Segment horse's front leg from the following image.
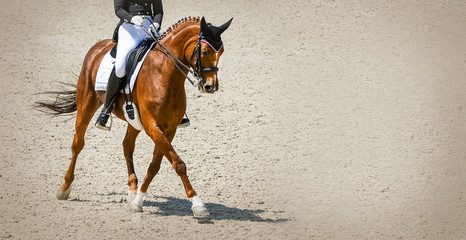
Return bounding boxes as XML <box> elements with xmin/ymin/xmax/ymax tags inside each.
<box><xmin>129</xmin><ymin>145</ymin><xmax>164</xmax><ymax>212</ymax></box>
<box><xmin>133</xmin><ymin>124</ymin><xmax>209</xmax><ymax>217</ymax></box>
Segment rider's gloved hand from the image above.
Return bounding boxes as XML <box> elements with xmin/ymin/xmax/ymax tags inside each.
<box><xmin>130</xmin><ymin>16</ymin><xmax>144</xmax><ymax>26</ymax></box>
<box><xmin>149</xmin><ymin>23</ymin><xmax>161</xmax><ymax>38</ymax></box>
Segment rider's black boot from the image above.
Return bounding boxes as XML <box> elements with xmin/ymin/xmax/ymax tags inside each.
<box><xmin>179</xmin><ymin>114</ymin><xmax>190</xmax><ymax>128</ymax></box>
<box><xmin>96</xmin><ymin>68</ymin><xmax>124</xmax><ymax>130</ymax></box>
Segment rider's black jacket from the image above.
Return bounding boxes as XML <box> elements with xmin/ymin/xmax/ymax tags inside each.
<box><xmin>114</xmin><ymin>0</ymin><xmax>163</xmax><ymax>26</ymax></box>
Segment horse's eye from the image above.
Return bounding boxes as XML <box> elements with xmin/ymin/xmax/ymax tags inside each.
<box><xmin>202</xmin><ymin>49</ymin><xmax>208</xmax><ymax>55</ymax></box>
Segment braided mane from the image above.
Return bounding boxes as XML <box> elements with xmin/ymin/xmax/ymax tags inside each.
<box><xmin>158</xmin><ymin>16</ymin><xmax>201</xmax><ymax>40</ymax></box>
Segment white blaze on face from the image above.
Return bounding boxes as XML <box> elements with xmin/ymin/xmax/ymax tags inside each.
<box><xmin>213</xmin><ymin>52</ymin><xmax>220</xmax><ymax>81</ymax></box>
<box><xmin>214</xmin><ymin>52</ymin><xmax>219</xmax><ymax>66</ymax></box>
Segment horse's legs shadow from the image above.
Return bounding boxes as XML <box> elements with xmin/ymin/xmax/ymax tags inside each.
<box><xmin>69</xmin><ymin>193</ymin><xmax>289</xmax><ymax>223</ymax></box>
<box><xmin>144</xmin><ymin>196</ymin><xmax>289</xmax><ymax>223</ymax></box>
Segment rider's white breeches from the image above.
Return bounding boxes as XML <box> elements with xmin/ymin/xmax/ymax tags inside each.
<box><xmin>115</xmin><ymin>19</ymin><xmax>153</xmax><ymax>78</ymax></box>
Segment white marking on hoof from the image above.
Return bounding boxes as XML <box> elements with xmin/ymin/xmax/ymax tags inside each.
<box><xmin>129</xmin><ymin>188</ymin><xmax>146</xmax><ymax>213</ymax></box>
<box><xmin>127</xmin><ymin>189</ymin><xmax>137</xmax><ymax>202</ymax></box>
<box><xmin>190</xmin><ymin>195</ymin><xmax>210</xmax><ymax>218</ymax></box>
<box><xmin>56</xmin><ymin>186</ymin><xmax>71</xmax><ymax>200</ymax></box>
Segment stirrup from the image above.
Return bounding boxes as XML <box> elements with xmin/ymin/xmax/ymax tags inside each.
<box><xmin>95</xmin><ymin>110</ymin><xmax>113</xmax><ymax>131</ymax></box>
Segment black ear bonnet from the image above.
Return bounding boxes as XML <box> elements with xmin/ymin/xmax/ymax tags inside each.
<box><xmin>199</xmin><ymin>17</ymin><xmax>233</xmax><ymax>51</ymax></box>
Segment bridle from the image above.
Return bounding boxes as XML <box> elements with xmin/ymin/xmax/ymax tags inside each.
<box><xmin>189</xmin><ymin>33</ymin><xmax>220</xmax><ymax>81</ymax></box>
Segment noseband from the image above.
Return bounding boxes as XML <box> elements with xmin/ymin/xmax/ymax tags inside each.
<box><xmin>190</xmin><ymin>33</ymin><xmax>221</xmax><ymax>81</ymax></box>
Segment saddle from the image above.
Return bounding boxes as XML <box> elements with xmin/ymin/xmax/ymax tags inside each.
<box><xmin>106</xmin><ymin>38</ymin><xmax>155</xmax><ymax>90</ymax></box>
<box><xmin>109</xmin><ymin>38</ymin><xmax>155</xmax><ymax>79</ymax></box>
<box><xmin>125</xmin><ymin>38</ymin><xmax>155</xmax><ymax>79</ymax></box>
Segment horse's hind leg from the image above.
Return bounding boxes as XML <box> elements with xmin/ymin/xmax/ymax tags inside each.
<box><xmin>123</xmin><ymin>125</ymin><xmax>141</xmax><ymax>200</ymax></box>
<box><xmin>57</xmin><ymin>92</ymin><xmax>99</xmax><ymax>200</ymax></box>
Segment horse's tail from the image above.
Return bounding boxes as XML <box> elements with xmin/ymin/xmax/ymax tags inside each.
<box><xmin>34</xmin><ymin>82</ymin><xmax>77</xmax><ymax>116</ymax></box>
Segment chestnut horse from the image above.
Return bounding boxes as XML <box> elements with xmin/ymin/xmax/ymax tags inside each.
<box><xmin>36</xmin><ymin>16</ymin><xmax>232</xmax><ymax>217</ymax></box>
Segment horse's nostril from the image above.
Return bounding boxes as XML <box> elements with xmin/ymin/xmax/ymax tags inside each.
<box><xmin>204</xmin><ymin>85</ymin><xmax>214</xmax><ymax>92</ymax></box>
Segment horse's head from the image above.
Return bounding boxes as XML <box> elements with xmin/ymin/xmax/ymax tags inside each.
<box><xmin>192</xmin><ymin>17</ymin><xmax>233</xmax><ymax>93</ymax></box>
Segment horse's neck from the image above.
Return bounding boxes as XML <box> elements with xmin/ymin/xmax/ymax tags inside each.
<box><xmin>142</xmin><ymin>23</ymin><xmax>198</xmax><ymax>92</ymax></box>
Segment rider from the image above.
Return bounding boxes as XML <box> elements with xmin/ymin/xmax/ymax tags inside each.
<box><xmin>95</xmin><ymin>0</ymin><xmax>163</xmax><ymax>130</ymax></box>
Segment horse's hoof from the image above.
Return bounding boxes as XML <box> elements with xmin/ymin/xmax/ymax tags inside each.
<box><xmin>129</xmin><ymin>202</ymin><xmax>143</xmax><ymax>213</ymax></box>
<box><xmin>192</xmin><ymin>205</ymin><xmax>210</xmax><ymax>218</ymax></box>
<box><xmin>56</xmin><ymin>186</ymin><xmax>71</xmax><ymax>200</ymax></box>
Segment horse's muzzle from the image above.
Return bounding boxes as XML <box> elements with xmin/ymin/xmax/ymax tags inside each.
<box><xmin>199</xmin><ymin>82</ymin><xmax>218</xmax><ymax>93</ymax></box>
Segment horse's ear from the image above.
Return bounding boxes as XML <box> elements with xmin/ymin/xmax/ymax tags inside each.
<box><xmin>200</xmin><ymin>16</ymin><xmax>212</xmax><ymax>36</ymax></box>
<box><xmin>217</xmin><ymin>18</ymin><xmax>233</xmax><ymax>36</ymax></box>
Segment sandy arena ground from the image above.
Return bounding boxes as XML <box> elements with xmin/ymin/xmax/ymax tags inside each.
<box><xmin>1</xmin><ymin>0</ymin><xmax>465</xmax><ymax>239</ymax></box>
